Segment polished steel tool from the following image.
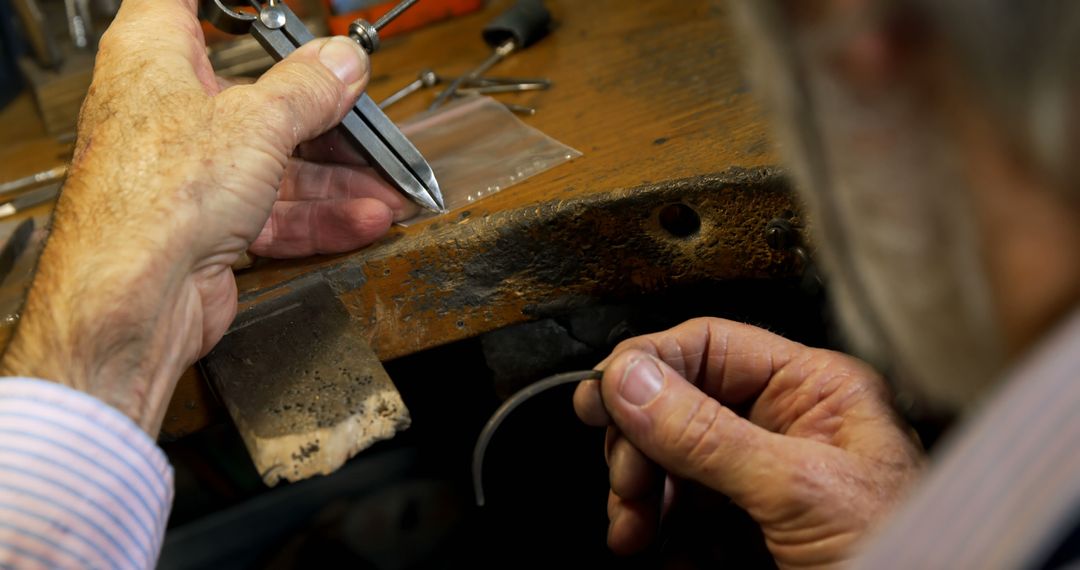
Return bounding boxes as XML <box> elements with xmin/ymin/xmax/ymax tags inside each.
<box><xmin>207</xmin><ymin>0</ymin><xmax>444</xmax><ymax>212</ymax></box>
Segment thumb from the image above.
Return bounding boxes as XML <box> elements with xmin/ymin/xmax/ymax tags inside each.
<box><xmin>600</xmin><ymin>350</ymin><xmax>790</xmax><ymax>503</ymax></box>
<box><xmin>224</xmin><ymin>36</ymin><xmax>370</xmax><ymax>151</ymax></box>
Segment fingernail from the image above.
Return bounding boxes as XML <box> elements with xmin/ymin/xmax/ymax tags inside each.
<box><xmin>619</xmin><ymin>356</ymin><xmax>664</xmax><ymax>406</ymax></box>
<box><xmin>318</xmin><ymin>36</ymin><xmax>368</xmax><ymax>87</ymax></box>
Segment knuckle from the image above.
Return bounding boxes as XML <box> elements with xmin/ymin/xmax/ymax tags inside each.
<box><xmin>96</xmin><ymin>22</ymin><xmax>128</xmax><ymax>54</ymax></box>
<box><xmin>777</xmin><ymin>456</ymin><xmax>834</xmax><ymax>507</ymax></box>
<box><xmin>683</xmin><ymin>316</ymin><xmax>718</xmax><ymax>330</ymax></box>
<box><xmin>261</xmin><ymin>63</ymin><xmax>344</xmax><ymax>136</ymax></box>
<box><xmin>667</xmin><ymin>397</ymin><xmax>727</xmax><ymax>467</ymax></box>
<box><xmin>611</xmin><ymin>337</ymin><xmax>646</xmax><ymax>355</ymax></box>
<box><xmin>294</xmin><ymin>61</ymin><xmax>346</xmax><ymax>108</ymax></box>
<box><xmin>609</xmin><ymin>342</ymin><xmax>655</xmax><ymax>369</ymax></box>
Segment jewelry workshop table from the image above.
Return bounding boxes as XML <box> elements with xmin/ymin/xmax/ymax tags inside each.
<box><xmin>0</xmin><ymin>0</ymin><xmax>803</xmax><ymax>442</ymax></box>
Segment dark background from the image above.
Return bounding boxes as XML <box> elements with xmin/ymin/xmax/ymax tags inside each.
<box><xmin>157</xmin><ymin>277</ymin><xmax>936</xmax><ymax>570</ymax></box>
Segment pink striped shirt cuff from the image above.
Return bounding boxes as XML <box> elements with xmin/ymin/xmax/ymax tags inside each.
<box><xmin>0</xmin><ymin>378</ymin><xmax>173</xmax><ymax>569</ymax></box>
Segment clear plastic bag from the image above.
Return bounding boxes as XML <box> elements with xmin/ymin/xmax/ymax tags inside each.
<box><xmin>397</xmin><ymin>95</ymin><xmax>582</xmax><ymax>226</ymax></box>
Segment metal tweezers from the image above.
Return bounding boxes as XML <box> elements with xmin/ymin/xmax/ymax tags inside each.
<box><xmin>207</xmin><ymin>0</ymin><xmax>444</xmax><ymax>212</ymax></box>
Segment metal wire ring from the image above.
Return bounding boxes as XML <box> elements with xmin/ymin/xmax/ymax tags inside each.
<box><xmin>472</xmin><ymin>369</ymin><xmax>603</xmax><ymax>506</ymax></box>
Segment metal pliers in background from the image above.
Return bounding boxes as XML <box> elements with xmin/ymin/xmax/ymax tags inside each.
<box><xmin>206</xmin><ymin>0</ymin><xmax>444</xmax><ymax>213</ymax></box>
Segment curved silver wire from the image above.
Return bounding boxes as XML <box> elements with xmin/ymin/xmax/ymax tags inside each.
<box><xmin>472</xmin><ymin>369</ymin><xmax>603</xmax><ymax>506</ymax></box>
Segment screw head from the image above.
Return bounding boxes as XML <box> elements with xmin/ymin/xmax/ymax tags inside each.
<box><xmin>419</xmin><ymin>69</ymin><xmax>439</xmax><ymax>87</ymax></box>
<box><xmin>259</xmin><ymin>6</ymin><xmax>286</xmax><ymax>29</ymax></box>
<box><xmin>765</xmin><ymin>218</ymin><xmax>795</xmax><ymax>250</ymax></box>
<box><xmin>349</xmin><ymin>19</ymin><xmax>380</xmax><ymax>53</ymax></box>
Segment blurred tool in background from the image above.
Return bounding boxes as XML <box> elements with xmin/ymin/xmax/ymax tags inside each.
<box><xmin>0</xmin><ymin>217</ymin><xmax>34</xmax><ymax>286</ymax></box>
<box><xmin>10</xmin><ymin>0</ymin><xmax>60</xmax><ymax>70</ymax></box>
<box><xmin>61</xmin><ymin>0</ymin><xmax>91</xmax><ymax>49</ymax></box>
<box><xmin>429</xmin><ymin>0</ymin><xmax>550</xmax><ymax>109</ymax></box>
<box><xmin>324</xmin><ymin>0</ymin><xmax>482</xmax><ymax>39</ymax></box>
<box><xmin>6</xmin><ymin>0</ymin><xmax>118</xmax><ymax>133</ymax></box>
<box><xmin>376</xmin><ymin>0</ymin><xmax>552</xmax><ymax>115</ymax></box>
<box><xmin>0</xmin><ymin>164</ymin><xmax>64</xmax><ymax>196</ymax></box>
<box><xmin>0</xmin><ymin>0</ymin><xmax>27</xmax><ymax>107</ymax></box>
<box><xmin>380</xmin><ymin>69</ymin><xmax>550</xmax><ymax>115</ymax></box>
<box><xmin>0</xmin><ymin>181</ymin><xmax>59</xmax><ymax>219</ymax></box>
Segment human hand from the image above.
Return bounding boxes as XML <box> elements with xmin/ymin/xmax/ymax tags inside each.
<box><xmin>573</xmin><ymin>318</ymin><xmax>925</xmax><ymax>568</ymax></box>
<box><xmin>0</xmin><ymin>0</ymin><xmax>415</xmax><ymax>434</ymax></box>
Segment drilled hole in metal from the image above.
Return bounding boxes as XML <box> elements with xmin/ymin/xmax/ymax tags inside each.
<box><xmin>658</xmin><ymin>203</ymin><xmax>701</xmax><ymax>238</ymax></box>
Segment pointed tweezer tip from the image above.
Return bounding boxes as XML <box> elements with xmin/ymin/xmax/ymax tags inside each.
<box><xmin>422</xmin><ymin>177</ymin><xmax>446</xmax><ymax>213</ymax></box>
<box><xmin>412</xmin><ymin>187</ymin><xmax>444</xmax><ymax>213</ymax></box>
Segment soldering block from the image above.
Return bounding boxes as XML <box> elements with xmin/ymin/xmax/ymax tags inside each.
<box><xmin>201</xmin><ymin>276</ymin><xmax>410</xmax><ymax>486</ymax></box>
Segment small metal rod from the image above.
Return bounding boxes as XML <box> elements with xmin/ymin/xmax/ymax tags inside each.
<box><xmin>378</xmin><ymin>68</ymin><xmax>439</xmax><ymax>109</ymax></box>
<box><xmin>0</xmin><ymin>165</ymin><xmax>67</xmax><ymax>196</ymax></box>
<box><xmin>451</xmin><ymin>76</ymin><xmax>552</xmax><ymax>88</ymax></box>
<box><xmin>472</xmin><ymin>369</ymin><xmax>603</xmax><ymax>507</ymax></box>
<box><xmin>430</xmin><ymin>38</ymin><xmax>516</xmax><ymax>110</ymax></box>
<box><xmin>372</xmin><ymin>0</ymin><xmax>418</xmax><ymax>30</ymax></box>
<box><xmin>434</xmin><ymin>90</ymin><xmax>537</xmax><ymax>116</ymax></box>
<box><xmin>452</xmin><ymin>82</ymin><xmax>549</xmax><ymax>95</ymax></box>
<box><xmin>502</xmin><ymin>102</ymin><xmax>536</xmax><ymax>116</ymax></box>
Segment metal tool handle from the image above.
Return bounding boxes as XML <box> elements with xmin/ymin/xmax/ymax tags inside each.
<box><xmin>481</xmin><ymin>0</ymin><xmax>551</xmax><ymax>49</ymax></box>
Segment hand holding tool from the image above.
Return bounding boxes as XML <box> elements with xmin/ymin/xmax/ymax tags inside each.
<box><xmin>430</xmin><ymin>0</ymin><xmax>551</xmax><ymax>110</ymax></box>
<box><xmin>207</xmin><ymin>0</ymin><xmax>444</xmax><ymax>212</ymax></box>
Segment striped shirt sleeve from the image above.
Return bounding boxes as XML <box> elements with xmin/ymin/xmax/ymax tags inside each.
<box><xmin>0</xmin><ymin>378</ymin><xmax>174</xmax><ymax>569</ymax></box>
<box><xmin>852</xmin><ymin>309</ymin><xmax>1080</xmax><ymax>569</ymax></box>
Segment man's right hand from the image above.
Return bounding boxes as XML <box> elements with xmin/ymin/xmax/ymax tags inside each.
<box><xmin>573</xmin><ymin>318</ymin><xmax>925</xmax><ymax>568</ymax></box>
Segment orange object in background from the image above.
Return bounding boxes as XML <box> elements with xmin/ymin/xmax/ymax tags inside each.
<box><xmin>325</xmin><ymin>0</ymin><xmax>484</xmax><ymax>39</ymax></box>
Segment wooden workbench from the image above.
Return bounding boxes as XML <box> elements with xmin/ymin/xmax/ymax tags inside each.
<box><xmin>0</xmin><ymin>0</ymin><xmax>800</xmax><ymax>440</ymax></box>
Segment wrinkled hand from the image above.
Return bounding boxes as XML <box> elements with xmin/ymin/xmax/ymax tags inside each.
<box><xmin>574</xmin><ymin>318</ymin><xmax>925</xmax><ymax>568</ymax></box>
<box><xmin>0</xmin><ymin>0</ymin><xmax>415</xmax><ymax>433</ymax></box>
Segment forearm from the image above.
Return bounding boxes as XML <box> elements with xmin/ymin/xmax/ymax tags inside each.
<box><xmin>0</xmin><ymin>175</ymin><xmax>200</xmax><ymax>434</ymax></box>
